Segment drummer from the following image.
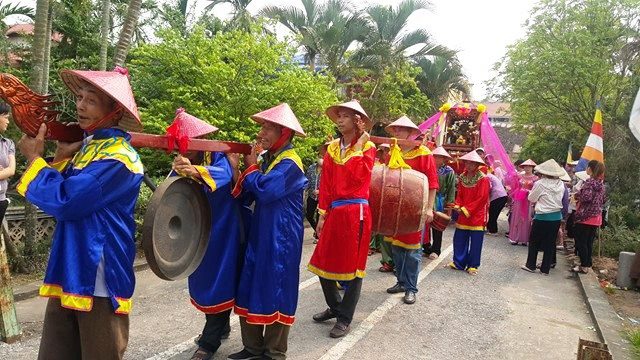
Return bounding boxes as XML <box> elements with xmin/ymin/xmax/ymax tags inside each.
<box><xmin>168</xmin><ymin>108</ymin><xmax>245</xmax><ymax>360</ymax></box>
<box><xmin>308</xmin><ymin>100</ymin><xmax>375</xmax><ymax>338</ymax></box>
<box><xmin>16</xmin><ymin>67</ymin><xmax>143</xmax><ymax>359</ymax></box>
<box><xmin>447</xmin><ymin>150</ymin><xmax>490</xmax><ymax>275</ymax></box>
<box><xmin>229</xmin><ymin>103</ymin><xmax>307</xmax><ymax>360</ymax></box>
<box><xmin>382</xmin><ymin>116</ymin><xmax>438</xmax><ymax>305</ymax></box>
<box><xmin>370</xmin><ymin>144</ymin><xmax>393</xmax><ymax>269</ymax></box>
<box><xmin>423</xmin><ymin>147</ymin><xmax>456</xmax><ymax>259</ymax></box>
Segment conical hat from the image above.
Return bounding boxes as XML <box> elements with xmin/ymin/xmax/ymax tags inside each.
<box><xmin>520</xmin><ymin>159</ymin><xmax>537</xmax><ymax>167</ymax></box>
<box><xmin>460</xmin><ymin>150</ymin><xmax>485</xmax><ymax>165</ymax></box>
<box><xmin>167</xmin><ymin>108</ymin><xmax>218</xmax><ymax>139</ymax></box>
<box><xmin>60</xmin><ymin>66</ymin><xmax>142</xmax><ymax>132</ymax></box>
<box><xmin>386</xmin><ymin>115</ymin><xmax>421</xmax><ymax>136</ymax></box>
<box><xmin>560</xmin><ymin>169</ymin><xmax>571</xmax><ymax>182</ymax></box>
<box><xmin>575</xmin><ymin>171</ymin><xmax>590</xmax><ymax>181</ymax></box>
<box><xmin>534</xmin><ymin>159</ymin><xmax>565</xmax><ymax>178</ymax></box>
<box><xmin>325</xmin><ymin>100</ymin><xmax>372</xmax><ymax>130</ymax></box>
<box><xmin>251</xmin><ymin>103</ymin><xmax>305</xmax><ymax>137</ymax></box>
<box><xmin>432</xmin><ymin>146</ymin><xmax>451</xmax><ymax>159</ymax></box>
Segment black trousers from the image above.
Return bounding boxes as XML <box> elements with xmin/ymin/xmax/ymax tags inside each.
<box><xmin>574</xmin><ymin>223</ymin><xmax>598</xmax><ymax>268</ymax></box>
<box><xmin>487</xmin><ymin>196</ymin><xmax>508</xmax><ymax>234</ymax></box>
<box><xmin>424</xmin><ymin>229</ymin><xmax>443</xmax><ymax>255</ymax></box>
<box><xmin>525</xmin><ymin>219</ymin><xmax>561</xmax><ymax>274</ymax></box>
<box><xmin>566</xmin><ymin>212</ymin><xmax>575</xmax><ymax>239</ymax></box>
<box><xmin>305</xmin><ymin>197</ymin><xmax>319</xmax><ymax>230</ymax></box>
<box><xmin>0</xmin><ymin>199</ymin><xmax>8</xmax><ymax>224</ymax></box>
<box><xmin>197</xmin><ymin>310</ymin><xmax>231</xmax><ymax>353</ymax></box>
<box><xmin>319</xmin><ymin>277</ymin><xmax>363</xmax><ymax>325</ymax></box>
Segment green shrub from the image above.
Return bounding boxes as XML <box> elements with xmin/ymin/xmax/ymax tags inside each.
<box><xmin>601</xmin><ymin>206</ymin><xmax>640</xmax><ymax>258</ymax></box>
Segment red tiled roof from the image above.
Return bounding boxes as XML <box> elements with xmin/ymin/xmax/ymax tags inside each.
<box><xmin>5</xmin><ymin>23</ymin><xmax>63</xmax><ymax>42</ymax></box>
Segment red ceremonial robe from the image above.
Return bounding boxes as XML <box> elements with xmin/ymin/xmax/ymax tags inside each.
<box><xmin>383</xmin><ymin>145</ymin><xmax>439</xmax><ymax>249</ymax></box>
<box><xmin>452</xmin><ymin>170</ymin><xmax>490</xmax><ymax>230</ymax></box>
<box><xmin>308</xmin><ymin>139</ymin><xmax>376</xmax><ymax>280</ymax></box>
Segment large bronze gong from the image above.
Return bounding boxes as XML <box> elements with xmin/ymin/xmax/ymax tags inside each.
<box><xmin>142</xmin><ymin>176</ymin><xmax>211</xmax><ymax>280</ymax></box>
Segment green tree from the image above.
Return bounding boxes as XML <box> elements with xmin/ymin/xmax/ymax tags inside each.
<box><xmin>128</xmin><ymin>27</ymin><xmax>339</xmax><ymax>174</ymax></box>
<box><xmin>351</xmin><ymin>0</ymin><xmax>447</xmax><ymax>74</ymax></box>
<box><xmin>493</xmin><ymin>0</ymin><xmax>640</xmax><ymax>202</ymax></box>
<box><xmin>414</xmin><ymin>54</ymin><xmax>469</xmax><ymax>110</ymax></box>
<box><xmin>205</xmin><ymin>0</ymin><xmax>255</xmax><ymax>32</ymax></box>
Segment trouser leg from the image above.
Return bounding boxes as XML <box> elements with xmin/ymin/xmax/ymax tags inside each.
<box><xmin>540</xmin><ymin>221</ymin><xmax>561</xmax><ymax>274</ymax></box>
<box><xmin>452</xmin><ymin>229</ymin><xmax>470</xmax><ymax>269</ymax></box>
<box><xmin>76</xmin><ymin>297</ymin><xmax>129</xmax><ymax>360</ymax></box>
<box><xmin>391</xmin><ymin>245</ymin><xmax>407</xmax><ymax>288</ymax></box>
<box><xmin>429</xmin><ymin>229</ymin><xmax>443</xmax><ymax>255</ymax></box>
<box><xmin>37</xmin><ymin>298</ymin><xmax>81</xmax><ymax>360</ymax></box>
<box><xmin>380</xmin><ymin>240</ymin><xmax>394</xmax><ymax>266</ymax></box>
<box><xmin>526</xmin><ymin>220</ymin><xmax>542</xmax><ymax>270</ymax></box>
<box><xmin>263</xmin><ymin>323</ymin><xmax>290</xmax><ymax>360</ymax></box>
<box><xmin>239</xmin><ymin>318</ymin><xmax>264</xmax><ymax>356</ymax></box>
<box><xmin>305</xmin><ymin>198</ymin><xmax>318</xmax><ymax>230</ymax></box>
<box><xmin>197</xmin><ymin>310</ymin><xmax>231</xmax><ymax>353</ymax></box>
<box><xmin>468</xmin><ymin>231</ymin><xmax>485</xmax><ymax>269</ymax></box>
<box><xmin>335</xmin><ymin>277</ymin><xmax>363</xmax><ymax>325</ymax></box>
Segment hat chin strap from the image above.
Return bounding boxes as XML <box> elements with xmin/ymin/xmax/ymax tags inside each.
<box><xmin>83</xmin><ymin>105</ymin><xmax>124</xmax><ymax>134</ymax></box>
<box><xmin>269</xmin><ymin>127</ymin><xmax>292</xmax><ymax>153</ymax></box>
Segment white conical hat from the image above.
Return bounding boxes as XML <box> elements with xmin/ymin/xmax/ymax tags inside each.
<box><xmin>432</xmin><ymin>146</ymin><xmax>451</xmax><ymax>159</ymax></box>
<box><xmin>386</xmin><ymin>115</ymin><xmax>421</xmax><ymax>136</ymax></box>
<box><xmin>520</xmin><ymin>159</ymin><xmax>537</xmax><ymax>167</ymax></box>
<box><xmin>460</xmin><ymin>150</ymin><xmax>485</xmax><ymax>165</ymax></box>
<box><xmin>534</xmin><ymin>159</ymin><xmax>565</xmax><ymax>178</ymax></box>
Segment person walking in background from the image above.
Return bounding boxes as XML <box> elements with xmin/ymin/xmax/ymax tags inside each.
<box><xmin>508</xmin><ymin>159</ymin><xmax>538</xmax><ymax>245</ymax></box>
<box><xmin>521</xmin><ymin>159</ymin><xmax>566</xmax><ymax>275</ymax></box>
<box><xmin>305</xmin><ymin>143</ymin><xmax>327</xmax><ymax>241</ymax></box>
<box><xmin>571</xmin><ymin>160</ymin><xmax>606</xmax><ymax>274</ymax></box>
<box><xmin>0</xmin><ymin>102</ymin><xmax>15</xmax><ymax>225</ymax></box>
<box><xmin>486</xmin><ymin>172</ymin><xmax>508</xmax><ymax>236</ymax></box>
<box><xmin>423</xmin><ymin>146</ymin><xmax>456</xmax><ymax>259</ymax></box>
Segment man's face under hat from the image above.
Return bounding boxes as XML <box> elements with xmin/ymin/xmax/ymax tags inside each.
<box><xmin>75</xmin><ymin>81</ymin><xmax>117</xmax><ymax>130</ymax></box>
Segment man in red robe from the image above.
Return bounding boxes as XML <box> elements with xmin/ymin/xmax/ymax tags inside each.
<box><xmin>308</xmin><ymin>100</ymin><xmax>375</xmax><ymax>338</ymax></box>
<box><xmin>383</xmin><ymin>116</ymin><xmax>438</xmax><ymax>304</ymax></box>
<box><xmin>448</xmin><ymin>150</ymin><xmax>490</xmax><ymax>275</ymax></box>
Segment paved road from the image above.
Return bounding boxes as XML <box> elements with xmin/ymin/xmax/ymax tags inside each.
<box><xmin>0</xmin><ymin>220</ymin><xmax>598</xmax><ymax>359</ymax></box>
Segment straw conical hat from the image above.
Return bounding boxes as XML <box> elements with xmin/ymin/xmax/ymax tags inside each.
<box><xmin>251</xmin><ymin>103</ymin><xmax>305</xmax><ymax>137</ymax></box>
<box><xmin>432</xmin><ymin>146</ymin><xmax>451</xmax><ymax>159</ymax></box>
<box><xmin>167</xmin><ymin>108</ymin><xmax>218</xmax><ymax>139</ymax></box>
<box><xmin>386</xmin><ymin>115</ymin><xmax>421</xmax><ymax>136</ymax></box>
<box><xmin>534</xmin><ymin>159</ymin><xmax>565</xmax><ymax>178</ymax></box>
<box><xmin>520</xmin><ymin>159</ymin><xmax>537</xmax><ymax>167</ymax></box>
<box><xmin>575</xmin><ymin>171</ymin><xmax>590</xmax><ymax>181</ymax></box>
<box><xmin>60</xmin><ymin>66</ymin><xmax>142</xmax><ymax>132</ymax></box>
<box><xmin>460</xmin><ymin>150</ymin><xmax>485</xmax><ymax>165</ymax></box>
<box><xmin>326</xmin><ymin>100</ymin><xmax>372</xmax><ymax>130</ymax></box>
<box><xmin>560</xmin><ymin>170</ymin><xmax>571</xmax><ymax>182</ymax></box>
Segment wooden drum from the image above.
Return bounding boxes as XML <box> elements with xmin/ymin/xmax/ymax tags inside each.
<box><xmin>369</xmin><ymin>165</ymin><xmax>429</xmax><ymax>236</ymax></box>
<box><xmin>431</xmin><ymin>211</ymin><xmax>451</xmax><ymax>232</ymax></box>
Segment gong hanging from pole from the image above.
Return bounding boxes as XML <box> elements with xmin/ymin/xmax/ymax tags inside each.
<box><xmin>142</xmin><ymin>176</ymin><xmax>211</xmax><ymax>281</ymax></box>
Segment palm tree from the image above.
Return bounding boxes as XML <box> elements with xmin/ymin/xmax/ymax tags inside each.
<box><xmin>204</xmin><ymin>0</ymin><xmax>255</xmax><ymax>32</ymax></box>
<box><xmin>156</xmin><ymin>0</ymin><xmax>190</xmax><ymax>36</ymax></box>
<box><xmin>113</xmin><ymin>0</ymin><xmax>142</xmax><ymax>66</ymax></box>
<box><xmin>414</xmin><ymin>55</ymin><xmax>469</xmax><ymax>108</ymax></box>
<box><xmin>260</xmin><ymin>0</ymin><xmax>340</xmax><ymax>71</ymax></box>
<box><xmin>351</xmin><ymin>0</ymin><xmax>447</xmax><ymax>74</ymax></box>
<box><xmin>98</xmin><ymin>0</ymin><xmax>111</xmax><ymax>70</ymax></box>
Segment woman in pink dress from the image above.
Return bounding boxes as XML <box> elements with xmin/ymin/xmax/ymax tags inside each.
<box><xmin>508</xmin><ymin>159</ymin><xmax>538</xmax><ymax>245</ymax></box>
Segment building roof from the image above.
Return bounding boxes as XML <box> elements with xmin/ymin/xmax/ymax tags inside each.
<box><xmin>5</xmin><ymin>23</ymin><xmax>62</xmax><ymax>42</ymax></box>
<box><xmin>484</xmin><ymin>102</ymin><xmax>511</xmax><ymax>118</ymax></box>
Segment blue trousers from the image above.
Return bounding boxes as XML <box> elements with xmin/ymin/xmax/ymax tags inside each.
<box><xmin>452</xmin><ymin>229</ymin><xmax>485</xmax><ymax>270</ymax></box>
<box><xmin>391</xmin><ymin>245</ymin><xmax>422</xmax><ymax>293</ymax></box>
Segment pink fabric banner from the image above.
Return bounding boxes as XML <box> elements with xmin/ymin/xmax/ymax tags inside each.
<box><xmin>413</xmin><ymin>111</ymin><xmax>443</xmax><ymax>139</ymax></box>
<box><xmin>479</xmin><ymin>112</ymin><xmax>519</xmax><ymax>191</ymax></box>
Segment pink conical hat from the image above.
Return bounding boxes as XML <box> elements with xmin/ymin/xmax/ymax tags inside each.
<box><xmin>520</xmin><ymin>159</ymin><xmax>537</xmax><ymax>167</ymax></box>
<box><xmin>460</xmin><ymin>150</ymin><xmax>485</xmax><ymax>165</ymax></box>
<box><xmin>326</xmin><ymin>100</ymin><xmax>372</xmax><ymax>130</ymax></box>
<box><xmin>167</xmin><ymin>108</ymin><xmax>218</xmax><ymax>139</ymax></box>
<box><xmin>251</xmin><ymin>103</ymin><xmax>305</xmax><ymax>137</ymax></box>
<box><xmin>386</xmin><ymin>115</ymin><xmax>421</xmax><ymax>136</ymax></box>
<box><xmin>60</xmin><ymin>66</ymin><xmax>142</xmax><ymax>132</ymax></box>
<box><xmin>432</xmin><ymin>146</ymin><xmax>451</xmax><ymax>159</ymax></box>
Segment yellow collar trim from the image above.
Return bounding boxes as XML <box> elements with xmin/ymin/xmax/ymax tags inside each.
<box><xmin>402</xmin><ymin>145</ymin><xmax>431</xmax><ymax>159</ymax></box>
<box><xmin>72</xmin><ymin>137</ymin><xmax>143</xmax><ymax>174</ymax></box>
<box><xmin>262</xmin><ymin>148</ymin><xmax>303</xmax><ymax>174</ymax></box>
<box><xmin>327</xmin><ymin>139</ymin><xmax>375</xmax><ymax>165</ymax></box>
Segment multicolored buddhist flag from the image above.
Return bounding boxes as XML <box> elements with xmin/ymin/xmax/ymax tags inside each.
<box><xmin>575</xmin><ymin>103</ymin><xmax>604</xmax><ymax>172</ymax></box>
<box><xmin>566</xmin><ymin>143</ymin><xmax>575</xmax><ymax>165</ymax></box>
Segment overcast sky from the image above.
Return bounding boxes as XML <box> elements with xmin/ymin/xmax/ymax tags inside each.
<box><xmin>11</xmin><ymin>0</ymin><xmax>538</xmax><ymax>100</ymax></box>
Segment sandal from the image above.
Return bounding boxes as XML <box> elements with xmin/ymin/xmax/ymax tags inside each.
<box><xmin>428</xmin><ymin>253</ymin><xmax>439</xmax><ymax>260</ymax></box>
<box><xmin>379</xmin><ymin>263</ymin><xmax>394</xmax><ymax>272</ymax></box>
<box><xmin>447</xmin><ymin>262</ymin><xmax>461</xmax><ymax>270</ymax></box>
<box><xmin>467</xmin><ymin>267</ymin><xmax>478</xmax><ymax>276</ymax></box>
<box><xmin>368</xmin><ymin>248</ymin><xmax>376</xmax><ymax>256</ymax></box>
<box><xmin>521</xmin><ymin>265</ymin><xmax>535</xmax><ymax>273</ymax></box>
<box><xmin>570</xmin><ymin>266</ymin><xmax>589</xmax><ymax>274</ymax></box>
<box><xmin>190</xmin><ymin>347</ymin><xmax>213</xmax><ymax>360</ymax></box>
